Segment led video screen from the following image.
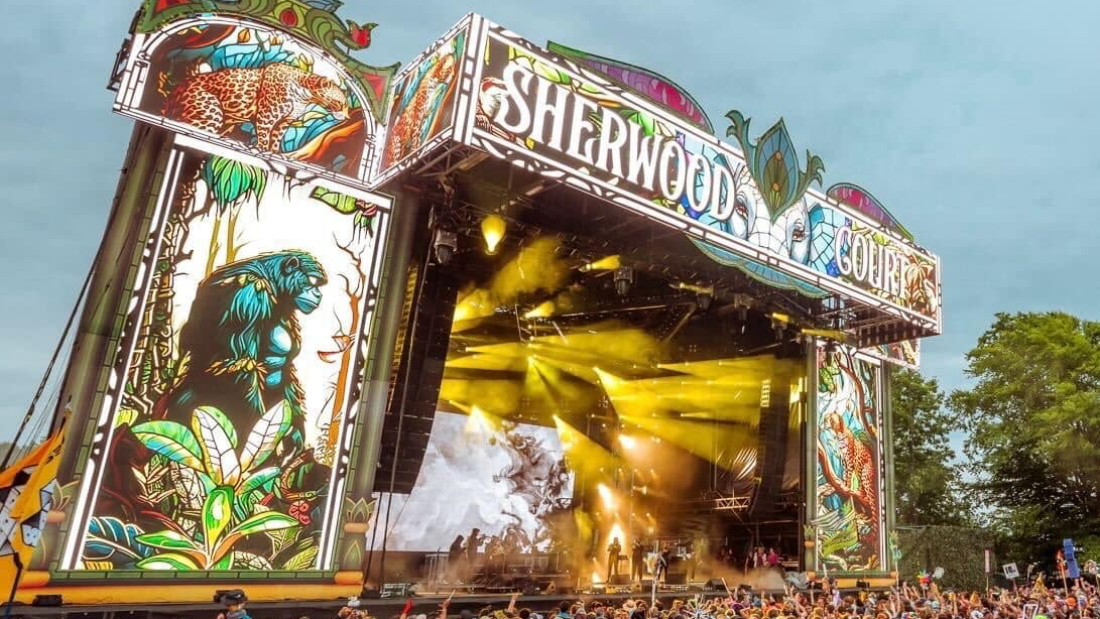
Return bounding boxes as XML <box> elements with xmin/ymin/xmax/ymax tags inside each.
<box><xmin>372</xmin><ymin>411</ymin><xmax>573</xmax><ymax>553</ymax></box>
<box><xmin>60</xmin><ymin>139</ymin><xmax>391</xmax><ymax>573</ymax></box>
<box><xmin>115</xmin><ymin>17</ymin><xmax>383</xmax><ymax>185</ymax></box>
<box><xmin>814</xmin><ymin>348</ymin><xmax>886</xmax><ymax>573</ymax></box>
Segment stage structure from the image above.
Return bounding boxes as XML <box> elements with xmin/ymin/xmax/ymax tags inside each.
<box><xmin>14</xmin><ymin>4</ymin><xmax>940</xmax><ymax>607</ymax></box>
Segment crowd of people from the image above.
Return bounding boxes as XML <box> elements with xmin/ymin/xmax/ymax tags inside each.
<box><xmin>330</xmin><ymin>577</ymin><xmax>1100</xmax><ymax>619</ymax></box>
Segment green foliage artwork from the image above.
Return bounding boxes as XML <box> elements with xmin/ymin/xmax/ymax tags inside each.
<box><xmin>65</xmin><ymin>145</ymin><xmax>389</xmax><ymax>575</ymax></box>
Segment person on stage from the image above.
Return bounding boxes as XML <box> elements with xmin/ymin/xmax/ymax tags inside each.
<box><xmin>465</xmin><ymin>528</ymin><xmax>483</xmax><ymax>579</ymax></box>
<box><xmin>655</xmin><ymin>547</ymin><xmax>670</xmax><ymax>583</ymax></box>
<box><xmin>448</xmin><ymin>534</ymin><xmax>466</xmax><ymax>582</ymax></box>
<box><xmin>606</xmin><ymin>536</ymin><xmax>623</xmax><ymax>581</ymax></box>
<box><xmin>630</xmin><ymin>538</ymin><xmax>646</xmax><ymax>582</ymax></box>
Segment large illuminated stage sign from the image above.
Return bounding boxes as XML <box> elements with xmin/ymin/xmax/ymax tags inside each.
<box><xmin>443</xmin><ymin>18</ymin><xmax>941</xmax><ymax>340</ymax></box>
<box><xmin>46</xmin><ymin>0</ymin><xmax>398</xmax><ymax>586</ymax></box>
<box><xmin>60</xmin><ymin>139</ymin><xmax>393</xmax><ymax>575</ymax></box>
<box><xmin>813</xmin><ymin>348</ymin><xmax>886</xmax><ymax>574</ymax></box>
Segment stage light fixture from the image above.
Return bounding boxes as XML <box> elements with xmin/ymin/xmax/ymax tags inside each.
<box><xmin>770</xmin><ymin>312</ymin><xmax>791</xmax><ymax>340</ymax></box>
<box><xmin>614</xmin><ymin>266</ymin><xmax>634</xmax><ymax>296</ymax></box>
<box><xmin>697</xmin><ymin>291</ymin><xmax>713</xmax><ymax>312</ymax></box>
<box><xmin>580</xmin><ymin>254</ymin><xmax>621</xmax><ymax>272</ymax></box>
<box><xmin>597</xmin><ymin>483</ymin><xmax>616</xmax><ymax>508</ymax></box>
<box><xmin>480</xmin><ymin>213</ymin><xmax>506</xmax><ymax>255</ymax></box>
<box><xmin>732</xmin><ymin>293</ymin><xmax>753</xmax><ymax>322</ymax></box>
<box><xmin>618</xmin><ymin>434</ymin><xmax>637</xmax><ymax>450</ymax></box>
<box><xmin>431</xmin><ymin>227</ymin><xmax>457</xmax><ymax>264</ymax></box>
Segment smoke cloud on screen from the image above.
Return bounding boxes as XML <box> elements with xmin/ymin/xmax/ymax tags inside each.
<box><xmin>370</xmin><ymin>412</ymin><xmax>573</xmax><ymax>553</ymax></box>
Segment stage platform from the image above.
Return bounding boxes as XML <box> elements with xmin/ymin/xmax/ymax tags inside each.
<box><xmin>4</xmin><ymin>586</ymin><xmax>781</xmax><ymax>619</ymax></box>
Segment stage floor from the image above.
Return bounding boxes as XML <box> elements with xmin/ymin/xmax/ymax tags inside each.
<box><xmin>7</xmin><ymin>586</ymin><xmax>757</xmax><ymax>619</ymax></box>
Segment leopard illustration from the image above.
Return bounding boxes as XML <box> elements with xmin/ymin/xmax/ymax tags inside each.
<box><xmin>163</xmin><ymin>62</ymin><xmax>349</xmax><ymax>153</ymax></box>
<box><xmin>385</xmin><ymin>53</ymin><xmax>457</xmax><ymax>164</ymax></box>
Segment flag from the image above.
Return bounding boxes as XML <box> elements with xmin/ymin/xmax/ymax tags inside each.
<box><xmin>0</xmin><ymin>422</ymin><xmax>66</xmax><ymax>593</ymax></box>
<box><xmin>1064</xmin><ymin>539</ymin><xmax>1081</xmax><ymax>580</ymax></box>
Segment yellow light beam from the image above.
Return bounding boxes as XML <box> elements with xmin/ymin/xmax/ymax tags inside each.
<box><xmin>579</xmin><ymin>255</ymin><xmax>621</xmax><ymax>272</ymax></box>
<box><xmin>481</xmin><ymin>214</ymin><xmax>506</xmax><ymax>255</ymax></box>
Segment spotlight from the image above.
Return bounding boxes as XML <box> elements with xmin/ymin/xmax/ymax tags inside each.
<box><xmin>618</xmin><ymin>434</ymin><xmax>637</xmax><ymax>450</ymax></box>
<box><xmin>597</xmin><ymin>483</ymin><xmax>616</xmax><ymax>508</ymax></box>
<box><xmin>580</xmin><ymin>255</ymin><xmax>621</xmax><ymax>272</ymax></box>
<box><xmin>614</xmin><ymin>266</ymin><xmax>634</xmax><ymax>296</ymax></box>
<box><xmin>480</xmin><ymin>213</ymin><xmax>506</xmax><ymax>255</ymax></box>
<box><xmin>770</xmin><ymin>312</ymin><xmax>791</xmax><ymax>340</ymax></box>
<box><xmin>432</xmin><ymin>228</ymin><xmax>457</xmax><ymax>264</ymax></box>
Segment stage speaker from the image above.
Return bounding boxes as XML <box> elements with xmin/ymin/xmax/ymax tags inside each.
<box><xmin>32</xmin><ymin>595</ymin><xmax>63</xmax><ymax>607</ymax></box>
<box><xmin>374</xmin><ymin>257</ymin><xmax>461</xmax><ymax>495</ymax></box>
<box><xmin>749</xmin><ymin>377</ymin><xmax>792</xmax><ymax>516</ymax></box>
<box><xmin>704</xmin><ymin>579</ymin><xmax>726</xmax><ymax>592</ymax></box>
<box><xmin>609</xmin><ymin>574</ymin><xmax>630</xmax><ymax>585</ymax></box>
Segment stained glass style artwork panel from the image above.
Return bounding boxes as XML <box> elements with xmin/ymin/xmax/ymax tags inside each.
<box><xmin>60</xmin><ymin>140</ymin><xmax>391</xmax><ymax>574</ymax></box>
<box><xmin>378</xmin><ymin>27</ymin><xmax>468</xmax><ymax>173</ymax></box>
<box><xmin>814</xmin><ymin>349</ymin><xmax>886</xmax><ymax>573</ymax></box>
<box><xmin>115</xmin><ymin>18</ymin><xmax>382</xmax><ymax>185</ymax></box>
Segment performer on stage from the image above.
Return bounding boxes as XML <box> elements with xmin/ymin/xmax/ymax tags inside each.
<box><xmin>630</xmin><ymin>538</ymin><xmax>646</xmax><ymax>582</ymax></box>
<box><xmin>606</xmin><ymin>536</ymin><xmax>622</xmax><ymax>581</ymax></box>
<box><xmin>654</xmin><ymin>547</ymin><xmax>670</xmax><ymax>583</ymax></box>
<box><xmin>448</xmin><ymin>534</ymin><xmax>465</xmax><ymax>582</ymax></box>
<box><xmin>464</xmin><ymin>528</ymin><xmax>483</xmax><ymax>579</ymax></box>
<box><xmin>487</xmin><ymin>535</ymin><xmax>506</xmax><ymax>574</ymax></box>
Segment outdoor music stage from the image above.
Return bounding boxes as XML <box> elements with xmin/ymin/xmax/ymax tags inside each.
<box><xmin>2</xmin><ymin>0</ymin><xmax>941</xmax><ymax>611</ymax></box>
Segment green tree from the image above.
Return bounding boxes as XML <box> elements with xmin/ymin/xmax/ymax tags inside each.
<box><xmin>891</xmin><ymin>368</ymin><xmax>970</xmax><ymax>526</ymax></box>
<box><xmin>950</xmin><ymin>312</ymin><xmax>1100</xmax><ymax>566</ymax></box>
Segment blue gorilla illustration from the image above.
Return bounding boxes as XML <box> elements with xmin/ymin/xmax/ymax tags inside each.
<box><xmin>159</xmin><ymin>250</ymin><xmax>327</xmax><ymax>452</ymax></box>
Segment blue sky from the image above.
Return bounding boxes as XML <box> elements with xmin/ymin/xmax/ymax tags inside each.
<box><xmin>1</xmin><ymin>0</ymin><xmax>1097</xmax><ymax>446</ymax></box>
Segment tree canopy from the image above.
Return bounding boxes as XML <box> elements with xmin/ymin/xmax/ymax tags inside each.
<box><xmin>950</xmin><ymin>311</ymin><xmax>1100</xmax><ymax>565</ymax></box>
<box><xmin>890</xmin><ymin>368</ymin><xmax>969</xmax><ymax>526</ymax></box>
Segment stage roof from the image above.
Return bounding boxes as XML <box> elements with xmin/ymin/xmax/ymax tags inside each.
<box><xmin>374</xmin><ymin>14</ymin><xmax>941</xmax><ymax>353</ymax></box>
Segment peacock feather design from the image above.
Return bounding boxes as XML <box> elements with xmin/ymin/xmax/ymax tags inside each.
<box><xmin>725</xmin><ymin>110</ymin><xmax>825</xmax><ymax>222</ymax></box>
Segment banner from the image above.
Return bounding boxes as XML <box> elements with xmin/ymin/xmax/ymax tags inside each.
<box><xmin>0</xmin><ymin>422</ymin><xmax>66</xmax><ymax>589</ymax></box>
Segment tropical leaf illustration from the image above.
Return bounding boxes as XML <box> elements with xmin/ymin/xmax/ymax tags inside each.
<box><xmin>240</xmin><ymin>401</ymin><xmax>292</xmax><ymax>471</ymax></box>
<box><xmin>282</xmin><ymin>545</ymin><xmax>319</xmax><ymax>571</ymax></box>
<box><xmin>193</xmin><ymin>407</ymin><xmax>242</xmax><ymax>486</ymax></box>
<box><xmin>232</xmin><ymin>551</ymin><xmax>274</xmax><ymax>571</ymax></box>
<box><xmin>84</xmin><ymin>517</ymin><xmax>154</xmax><ymax>568</ymax></box>
<box><xmin>202</xmin><ymin>156</ymin><xmax>267</xmax><ymax>211</ymax></box>
<box><xmin>203</xmin><ymin>487</ymin><xmax>235</xmax><ymax>554</ymax></box>
<box><xmin>132</xmin><ymin>420</ymin><xmax>204</xmax><ymax>470</ymax></box>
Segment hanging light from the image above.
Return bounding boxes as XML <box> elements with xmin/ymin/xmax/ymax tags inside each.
<box><xmin>614</xmin><ymin>266</ymin><xmax>634</xmax><ymax>296</ymax></box>
<box><xmin>480</xmin><ymin>213</ymin><xmax>506</xmax><ymax>255</ymax></box>
<box><xmin>431</xmin><ymin>228</ymin><xmax>457</xmax><ymax>265</ymax></box>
